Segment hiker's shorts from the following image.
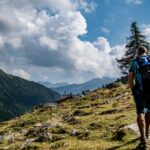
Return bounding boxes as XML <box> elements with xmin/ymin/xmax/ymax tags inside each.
<box><xmin>132</xmin><ymin>89</ymin><xmax>150</xmax><ymax>114</ymax></box>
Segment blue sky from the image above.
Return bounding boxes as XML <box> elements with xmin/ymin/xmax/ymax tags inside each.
<box><xmin>0</xmin><ymin>0</ymin><xmax>150</xmax><ymax>83</ymax></box>
<box><xmin>81</xmin><ymin>0</ymin><xmax>150</xmax><ymax>45</ymax></box>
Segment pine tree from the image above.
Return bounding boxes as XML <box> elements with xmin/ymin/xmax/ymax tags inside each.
<box><xmin>117</xmin><ymin>21</ymin><xmax>149</xmax><ymax>76</ymax></box>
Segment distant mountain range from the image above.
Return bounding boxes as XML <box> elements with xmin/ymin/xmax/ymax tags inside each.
<box><xmin>39</xmin><ymin>78</ymin><xmax>116</xmax><ymax>95</ymax></box>
<box><xmin>38</xmin><ymin>81</ymin><xmax>69</xmax><ymax>88</ymax></box>
<box><xmin>0</xmin><ymin>69</ymin><xmax>60</xmax><ymax>122</ymax></box>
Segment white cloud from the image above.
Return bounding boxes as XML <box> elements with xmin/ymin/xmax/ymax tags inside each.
<box><xmin>0</xmin><ymin>36</ymin><xmax>4</xmax><ymax>47</ymax></box>
<box><xmin>43</xmin><ymin>76</ymin><xmax>49</xmax><ymax>80</ymax></box>
<box><xmin>126</xmin><ymin>0</ymin><xmax>143</xmax><ymax>4</ymax></box>
<box><xmin>7</xmin><ymin>37</ymin><xmax>22</xmax><ymax>49</ymax></box>
<box><xmin>68</xmin><ymin>37</ymin><xmax>126</xmax><ymax>78</ymax></box>
<box><xmin>100</xmin><ymin>26</ymin><xmax>110</xmax><ymax>34</ymax></box>
<box><xmin>110</xmin><ymin>44</ymin><xmax>126</xmax><ymax>59</ymax></box>
<box><xmin>142</xmin><ymin>24</ymin><xmax>150</xmax><ymax>42</ymax></box>
<box><xmin>0</xmin><ymin>0</ymin><xmax>126</xmax><ymax>82</ymax></box>
<box><xmin>12</xmin><ymin>69</ymin><xmax>31</xmax><ymax>80</ymax></box>
<box><xmin>40</xmin><ymin>36</ymin><xmax>58</xmax><ymax>50</ymax></box>
<box><xmin>74</xmin><ymin>0</ymin><xmax>97</xmax><ymax>13</ymax></box>
<box><xmin>94</xmin><ymin>37</ymin><xmax>111</xmax><ymax>53</ymax></box>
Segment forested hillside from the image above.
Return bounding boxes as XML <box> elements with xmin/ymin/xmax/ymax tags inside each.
<box><xmin>0</xmin><ymin>69</ymin><xmax>60</xmax><ymax>122</ymax></box>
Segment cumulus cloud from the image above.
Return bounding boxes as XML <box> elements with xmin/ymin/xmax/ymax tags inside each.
<box><xmin>7</xmin><ymin>38</ymin><xmax>22</xmax><ymax>49</ymax></box>
<box><xmin>39</xmin><ymin>36</ymin><xmax>58</xmax><ymax>50</ymax></box>
<box><xmin>94</xmin><ymin>37</ymin><xmax>111</xmax><ymax>53</ymax></box>
<box><xmin>68</xmin><ymin>37</ymin><xmax>126</xmax><ymax>78</ymax></box>
<box><xmin>0</xmin><ymin>0</ymin><xmax>126</xmax><ymax>82</ymax></box>
<box><xmin>142</xmin><ymin>24</ymin><xmax>150</xmax><ymax>42</ymax></box>
<box><xmin>12</xmin><ymin>69</ymin><xmax>31</xmax><ymax>80</ymax></box>
<box><xmin>126</xmin><ymin>0</ymin><xmax>143</xmax><ymax>4</ymax></box>
<box><xmin>110</xmin><ymin>44</ymin><xmax>126</xmax><ymax>59</ymax></box>
<box><xmin>74</xmin><ymin>0</ymin><xmax>97</xmax><ymax>13</ymax></box>
<box><xmin>0</xmin><ymin>36</ymin><xmax>4</xmax><ymax>47</ymax></box>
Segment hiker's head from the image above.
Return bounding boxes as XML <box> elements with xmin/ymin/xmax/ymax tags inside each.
<box><xmin>137</xmin><ymin>46</ymin><xmax>148</xmax><ymax>56</ymax></box>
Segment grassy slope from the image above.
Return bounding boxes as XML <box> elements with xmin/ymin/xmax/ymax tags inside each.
<box><xmin>0</xmin><ymin>82</ymin><xmax>140</xmax><ymax>150</ymax></box>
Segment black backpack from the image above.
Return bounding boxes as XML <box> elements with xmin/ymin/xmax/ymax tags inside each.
<box><xmin>137</xmin><ymin>55</ymin><xmax>150</xmax><ymax>94</ymax></box>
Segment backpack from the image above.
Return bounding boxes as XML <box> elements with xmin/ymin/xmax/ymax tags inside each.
<box><xmin>137</xmin><ymin>55</ymin><xmax>150</xmax><ymax>94</ymax></box>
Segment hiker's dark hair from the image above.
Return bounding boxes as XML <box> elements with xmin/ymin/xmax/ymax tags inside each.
<box><xmin>137</xmin><ymin>46</ymin><xmax>148</xmax><ymax>56</ymax></box>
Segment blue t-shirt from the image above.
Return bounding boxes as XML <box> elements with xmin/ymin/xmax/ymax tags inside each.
<box><xmin>129</xmin><ymin>58</ymin><xmax>143</xmax><ymax>91</ymax></box>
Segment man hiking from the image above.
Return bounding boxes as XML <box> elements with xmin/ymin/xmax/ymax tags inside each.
<box><xmin>128</xmin><ymin>46</ymin><xmax>150</xmax><ymax>150</ymax></box>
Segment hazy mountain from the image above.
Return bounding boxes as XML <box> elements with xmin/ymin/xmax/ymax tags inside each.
<box><xmin>52</xmin><ymin>78</ymin><xmax>116</xmax><ymax>94</ymax></box>
<box><xmin>38</xmin><ymin>81</ymin><xmax>69</xmax><ymax>88</ymax></box>
<box><xmin>0</xmin><ymin>69</ymin><xmax>60</xmax><ymax>122</ymax></box>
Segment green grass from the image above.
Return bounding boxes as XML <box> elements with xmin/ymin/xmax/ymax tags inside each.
<box><xmin>0</xmin><ymin>82</ymin><xmax>142</xmax><ymax>149</ymax></box>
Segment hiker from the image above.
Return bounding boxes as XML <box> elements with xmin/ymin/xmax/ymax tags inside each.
<box><xmin>128</xmin><ymin>46</ymin><xmax>150</xmax><ymax>149</ymax></box>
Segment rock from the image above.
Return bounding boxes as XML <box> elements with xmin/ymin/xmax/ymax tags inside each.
<box><xmin>115</xmin><ymin>95</ymin><xmax>124</xmax><ymax>100</ymax></box>
<box><xmin>21</xmin><ymin>138</ymin><xmax>37</xmax><ymax>149</ymax></box>
<box><xmin>37</xmin><ymin>131</ymin><xmax>62</xmax><ymax>142</ymax></box>
<box><xmin>41</xmin><ymin>123</ymin><xmax>56</xmax><ymax>130</ymax></box>
<box><xmin>38</xmin><ymin>131</ymin><xmax>53</xmax><ymax>142</ymax></box>
<box><xmin>124</xmin><ymin>92</ymin><xmax>129</xmax><ymax>96</ymax></box>
<box><xmin>19</xmin><ymin>129</ymin><xmax>26</xmax><ymax>134</ymax></box>
<box><xmin>94</xmin><ymin>112</ymin><xmax>100</xmax><ymax>115</ymax></box>
<box><xmin>71</xmin><ymin>128</ymin><xmax>89</xmax><ymax>140</ymax></box>
<box><xmin>113</xmin><ymin>127</ymin><xmax>137</xmax><ymax>141</ymax></box>
<box><xmin>124</xmin><ymin>123</ymin><xmax>140</xmax><ymax>136</ymax></box>
<box><xmin>0</xmin><ymin>132</ymin><xmax>15</xmax><ymax>143</ymax></box>
<box><xmin>25</xmin><ymin>127</ymin><xmax>39</xmax><ymax>137</ymax></box>
<box><xmin>0</xmin><ymin>135</ymin><xmax>4</xmax><ymax>144</ymax></box>
<box><xmin>16</xmin><ymin>137</ymin><xmax>26</xmax><ymax>142</ymax></box>
<box><xmin>33</xmin><ymin>123</ymin><xmax>42</xmax><ymax>128</ymax></box>
<box><xmin>63</xmin><ymin>115</ymin><xmax>79</xmax><ymax>124</ymax></box>
<box><xmin>8</xmin><ymin>136</ymin><xmax>15</xmax><ymax>144</ymax></box>
<box><xmin>26</xmin><ymin>122</ymin><xmax>59</xmax><ymax>137</ymax></box>
<box><xmin>71</xmin><ymin>129</ymin><xmax>78</xmax><ymax>136</ymax></box>
<box><xmin>25</xmin><ymin>122</ymin><xmax>65</xmax><ymax>143</ymax></box>
<box><xmin>5</xmin><ymin>133</ymin><xmax>15</xmax><ymax>144</ymax></box>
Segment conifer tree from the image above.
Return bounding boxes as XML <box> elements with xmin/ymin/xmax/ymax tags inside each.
<box><xmin>117</xmin><ymin>21</ymin><xmax>149</xmax><ymax>76</ymax></box>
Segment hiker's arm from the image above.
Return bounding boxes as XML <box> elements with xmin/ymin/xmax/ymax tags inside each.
<box><xmin>128</xmin><ymin>72</ymin><xmax>134</xmax><ymax>90</ymax></box>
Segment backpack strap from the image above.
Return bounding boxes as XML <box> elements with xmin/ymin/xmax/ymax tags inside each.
<box><xmin>132</xmin><ymin>57</ymin><xmax>144</xmax><ymax>91</ymax></box>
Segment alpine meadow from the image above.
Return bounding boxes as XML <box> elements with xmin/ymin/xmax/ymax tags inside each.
<box><xmin>1</xmin><ymin>0</ymin><xmax>150</xmax><ymax>150</ymax></box>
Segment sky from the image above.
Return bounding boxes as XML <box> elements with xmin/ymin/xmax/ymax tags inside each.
<box><xmin>0</xmin><ymin>0</ymin><xmax>150</xmax><ymax>83</ymax></box>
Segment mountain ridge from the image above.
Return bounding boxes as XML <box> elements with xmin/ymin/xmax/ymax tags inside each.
<box><xmin>0</xmin><ymin>69</ymin><xmax>60</xmax><ymax>122</ymax></box>
<box><xmin>52</xmin><ymin>77</ymin><xmax>115</xmax><ymax>94</ymax></box>
<box><xmin>38</xmin><ymin>81</ymin><xmax>69</xmax><ymax>88</ymax></box>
